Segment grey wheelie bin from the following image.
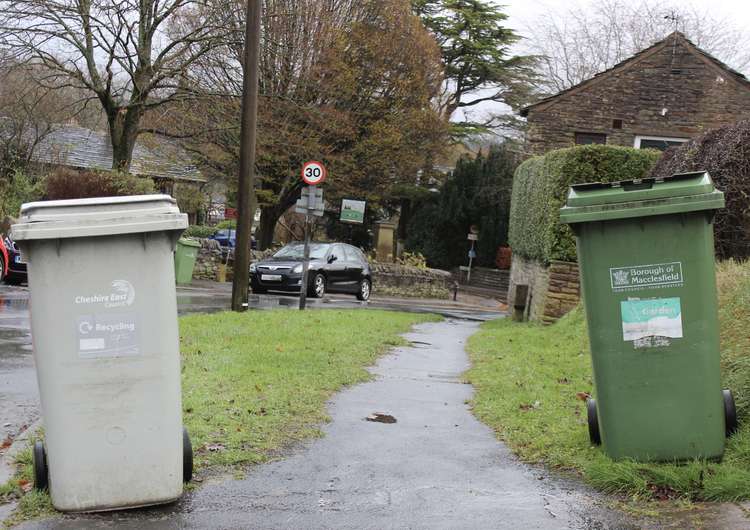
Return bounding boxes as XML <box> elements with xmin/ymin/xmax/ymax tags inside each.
<box><xmin>11</xmin><ymin>195</ymin><xmax>194</xmax><ymax>512</ymax></box>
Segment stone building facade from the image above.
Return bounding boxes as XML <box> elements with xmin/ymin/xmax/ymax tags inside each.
<box><xmin>508</xmin><ymin>256</ymin><xmax>580</xmax><ymax>324</ymax></box>
<box><xmin>521</xmin><ymin>32</ymin><xmax>750</xmax><ymax>156</ymax></box>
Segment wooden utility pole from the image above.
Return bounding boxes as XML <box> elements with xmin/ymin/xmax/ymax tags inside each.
<box><xmin>231</xmin><ymin>0</ymin><xmax>262</xmax><ymax>312</ymax></box>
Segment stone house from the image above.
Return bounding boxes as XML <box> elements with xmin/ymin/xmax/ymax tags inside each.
<box><xmin>521</xmin><ymin>32</ymin><xmax>750</xmax><ymax>156</ymax></box>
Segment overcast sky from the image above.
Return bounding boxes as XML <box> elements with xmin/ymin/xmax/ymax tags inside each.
<box><xmin>501</xmin><ymin>0</ymin><xmax>750</xmax><ymax>36</ymax></box>
<box><xmin>461</xmin><ymin>0</ymin><xmax>750</xmax><ymax>128</ymax></box>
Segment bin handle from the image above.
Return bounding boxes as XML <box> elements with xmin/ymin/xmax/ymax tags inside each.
<box><xmin>622</xmin><ymin>178</ymin><xmax>654</xmax><ymax>191</ymax></box>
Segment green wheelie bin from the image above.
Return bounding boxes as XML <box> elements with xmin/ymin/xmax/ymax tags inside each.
<box><xmin>174</xmin><ymin>238</ymin><xmax>201</xmax><ymax>284</ymax></box>
<box><xmin>559</xmin><ymin>171</ymin><xmax>737</xmax><ymax>462</ymax></box>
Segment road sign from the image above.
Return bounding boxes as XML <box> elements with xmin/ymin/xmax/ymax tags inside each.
<box><xmin>467</xmin><ymin>233</ymin><xmax>478</xmax><ymax>241</ymax></box>
<box><xmin>301</xmin><ymin>161</ymin><xmax>327</xmax><ymax>185</ymax></box>
<box><xmin>295</xmin><ymin>186</ymin><xmax>325</xmax><ymax>216</ymax></box>
<box><xmin>340</xmin><ymin>199</ymin><xmax>365</xmax><ymax>224</ymax></box>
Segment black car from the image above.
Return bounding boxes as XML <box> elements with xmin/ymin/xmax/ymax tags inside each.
<box><xmin>249</xmin><ymin>242</ymin><xmax>372</xmax><ymax>300</ymax></box>
<box><xmin>3</xmin><ymin>234</ymin><xmax>26</xmax><ymax>285</ymax></box>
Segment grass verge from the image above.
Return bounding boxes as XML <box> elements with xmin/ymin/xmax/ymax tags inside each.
<box><xmin>1</xmin><ymin>308</ymin><xmax>437</xmax><ymax>525</ymax></box>
<box><xmin>466</xmin><ymin>260</ymin><xmax>750</xmax><ymax>502</ymax></box>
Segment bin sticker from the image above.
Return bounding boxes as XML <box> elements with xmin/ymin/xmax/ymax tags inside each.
<box><xmin>610</xmin><ymin>262</ymin><xmax>683</xmax><ymax>292</ymax></box>
<box><xmin>620</xmin><ymin>298</ymin><xmax>683</xmax><ymax>341</ymax></box>
<box><xmin>74</xmin><ymin>280</ymin><xmax>135</xmax><ymax>309</ymax></box>
<box><xmin>77</xmin><ymin>313</ymin><xmax>139</xmax><ymax>358</ymax></box>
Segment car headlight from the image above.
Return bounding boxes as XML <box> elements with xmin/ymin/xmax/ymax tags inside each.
<box><xmin>249</xmin><ymin>263</ymin><xmax>257</xmax><ymax>273</ymax></box>
<box><xmin>292</xmin><ymin>263</ymin><xmax>303</xmax><ymax>274</ymax></box>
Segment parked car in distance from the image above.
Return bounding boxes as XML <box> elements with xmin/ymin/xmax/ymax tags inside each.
<box><xmin>2</xmin><ymin>234</ymin><xmax>22</xmax><ymax>284</ymax></box>
<box><xmin>209</xmin><ymin>228</ymin><xmax>257</xmax><ymax>249</ymax></box>
<box><xmin>249</xmin><ymin>242</ymin><xmax>372</xmax><ymax>300</ymax></box>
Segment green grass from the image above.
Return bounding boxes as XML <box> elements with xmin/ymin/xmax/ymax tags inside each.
<box><xmin>0</xmin><ymin>309</ymin><xmax>437</xmax><ymax>525</ymax></box>
<box><xmin>466</xmin><ymin>260</ymin><xmax>750</xmax><ymax>502</ymax></box>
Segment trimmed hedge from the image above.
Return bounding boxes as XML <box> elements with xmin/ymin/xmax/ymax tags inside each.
<box><xmin>509</xmin><ymin>145</ymin><xmax>660</xmax><ymax>263</ymax></box>
<box><xmin>650</xmin><ymin>120</ymin><xmax>750</xmax><ymax>259</ymax></box>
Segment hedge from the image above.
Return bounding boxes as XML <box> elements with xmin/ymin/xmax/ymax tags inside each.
<box><xmin>650</xmin><ymin>120</ymin><xmax>750</xmax><ymax>259</ymax></box>
<box><xmin>508</xmin><ymin>145</ymin><xmax>660</xmax><ymax>263</ymax></box>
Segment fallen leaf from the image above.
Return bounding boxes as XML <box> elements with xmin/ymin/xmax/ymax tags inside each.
<box><xmin>365</xmin><ymin>413</ymin><xmax>397</xmax><ymax>424</ymax></box>
<box><xmin>557</xmin><ymin>378</ymin><xmax>570</xmax><ymax>384</ymax></box>
<box><xmin>0</xmin><ymin>437</ymin><xmax>11</xmax><ymax>450</ymax></box>
<box><xmin>576</xmin><ymin>392</ymin><xmax>591</xmax><ymax>401</ymax></box>
<box><xmin>19</xmin><ymin>479</ymin><xmax>32</xmax><ymax>493</ymax></box>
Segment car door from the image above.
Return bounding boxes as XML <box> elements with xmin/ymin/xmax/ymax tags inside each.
<box><xmin>325</xmin><ymin>244</ymin><xmax>348</xmax><ymax>291</ymax></box>
<box><xmin>342</xmin><ymin>245</ymin><xmax>363</xmax><ymax>292</ymax></box>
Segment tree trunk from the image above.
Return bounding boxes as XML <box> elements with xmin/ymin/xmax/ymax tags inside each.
<box><xmin>258</xmin><ymin>206</ymin><xmax>281</xmax><ymax>250</ymax></box>
<box><xmin>107</xmin><ymin>106</ymin><xmax>142</xmax><ymax>171</ymax></box>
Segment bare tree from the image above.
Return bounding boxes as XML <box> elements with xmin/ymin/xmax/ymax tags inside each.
<box><xmin>0</xmin><ymin>0</ymin><xmax>233</xmax><ymax>170</ymax></box>
<box><xmin>524</xmin><ymin>0</ymin><xmax>750</xmax><ymax>94</ymax></box>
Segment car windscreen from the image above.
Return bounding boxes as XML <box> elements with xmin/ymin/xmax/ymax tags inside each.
<box><xmin>273</xmin><ymin>243</ymin><xmax>330</xmax><ymax>260</ymax></box>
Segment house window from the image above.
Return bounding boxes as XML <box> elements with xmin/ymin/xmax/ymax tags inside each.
<box><xmin>575</xmin><ymin>132</ymin><xmax>607</xmax><ymax>145</ymax></box>
<box><xmin>634</xmin><ymin>135</ymin><xmax>688</xmax><ymax>151</ymax></box>
<box><xmin>612</xmin><ymin>119</ymin><xmax>623</xmax><ymax>129</ymax></box>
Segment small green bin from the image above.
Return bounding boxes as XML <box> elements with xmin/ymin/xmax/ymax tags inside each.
<box><xmin>174</xmin><ymin>238</ymin><xmax>201</xmax><ymax>284</ymax></box>
<box><xmin>560</xmin><ymin>172</ymin><xmax>735</xmax><ymax>462</ymax></box>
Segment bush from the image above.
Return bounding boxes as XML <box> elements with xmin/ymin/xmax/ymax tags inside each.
<box><xmin>45</xmin><ymin>167</ymin><xmax>155</xmax><ymax>200</ymax></box>
<box><xmin>183</xmin><ymin>225</ymin><xmax>217</xmax><ymax>238</ymax></box>
<box><xmin>650</xmin><ymin>120</ymin><xmax>750</xmax><ymax>259</ymax></box>
<box><xmin>174</xmin><ymin>183</ymin><xmax>207</xmax><ymax>216</ymax></box>
<box><xmin>406</xmin><ymin>143</ymin><xmax>518</xmax><ymax>269</ymax></box>
<box><xmin>0</xmin><ymin>169</ymin><xmax>44</xmax><ymax>218</ymax></box>
<box><xmin>215</xmin><ymin>219</ymin><xmax>236</xmax><ymax>230</ymax></box>
<box><xmin>508</xmin><ymin>145</ymin><xmax>660</xmax><ymax>263</ymax></box>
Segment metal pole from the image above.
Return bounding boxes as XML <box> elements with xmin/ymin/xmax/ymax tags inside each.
<box><xmin>231</xmin><ymin>0</ymin><xmax>261</xmax><ymax>312</ymax></box>
<box><xmin>467</xmin><ymin>240</ymin><xmax>475</xmax><ymax>283</ymax></box>
<box><xmin>299</xmin><ymin>214</ymin><xmax>311</xmax><ymax>310</ymax></box>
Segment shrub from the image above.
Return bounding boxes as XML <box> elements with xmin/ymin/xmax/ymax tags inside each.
<box><xmin>216</xmin><ymin>219</ymin><xmax>236</xmax><ymax>230</ymax></box>
<box><xmin>406</xmin><ymin>143</ymin><xmax>518</xmax><ymax>269</ymax></box>
<box><xmin>650</xmin><ymin>120</ymin><xmax>750</xmax><ymax>259</ymax></box>
<box><xmin>508</xmin><ymin>145</ymin><xmax>660</xmax><ymax>263</ymax></box>
<box><xmin>183</xmin><ymin>225</ymin><xmax>217</xmax><ymax>238</ymax></box>
<box><xmin>174</xmin><ymin>183</ymin><xmax>207</xmax><ymax>215</ymax></box>
<box><xmin>0</xmin><ymin>169</ymin><xmax>44</xmax><ymax>218</ymax></box>
<box><xmin>45</xmin><ymin>167</ymin><xmax>155</xmax><ymax>200</ymax></box>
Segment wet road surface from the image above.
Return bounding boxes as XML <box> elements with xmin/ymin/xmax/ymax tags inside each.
<box><xmin>21</xmin><ymin>320</ymin><xmax>639</xmax><ymax>530</ymax></box>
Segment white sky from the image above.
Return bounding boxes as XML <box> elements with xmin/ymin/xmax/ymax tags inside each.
<box><xmin>459</xmin><ymin>0</ymin><xmax>750</xmax><ymax>127</ymax></box>
<box><xmin>501</xmin><ymin>0</ymin><xmax>750</xmax><ymax>35</ymax></box>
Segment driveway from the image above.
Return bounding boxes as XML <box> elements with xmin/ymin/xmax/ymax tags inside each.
<box><xmin>19</xmin><ymin>319</ymin><xmax>639</xmax><ymax>530</ymax></box>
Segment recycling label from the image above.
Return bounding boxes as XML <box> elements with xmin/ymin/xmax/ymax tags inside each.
<box><xmin>620</xmin><ymin>297</ymin><xmax>683</xmax><ymax>341</ymax></box>
<box><xmin>77</xmin><ymin>313</ymin><xmax>140</xmax><ymax>358</ymax></box>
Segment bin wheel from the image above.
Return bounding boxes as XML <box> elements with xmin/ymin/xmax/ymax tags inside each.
<box><xmin>183</xmin><ymin>427</ymin><xmax>193</xmax><ymax>483</ymax></box>
<box><xmin>33</xmin><ymin>441</ymin><xmax>48</xmax><ymax>491</ymax></box>
<box><xmin>723</xmin><ymin>389</ymin><xmax>738</xmax><ymax>438</ymax></box>
<box><xmin>587</xmin><ymin>398</ymin><xmax>601</xmax><ymax>446</ymax></box>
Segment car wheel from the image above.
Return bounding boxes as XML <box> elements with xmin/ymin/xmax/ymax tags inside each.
<box><xmin>356</xmin><ymin>278</ymin><xmax>371</xmax><ymax>301</ymax></box>
<box><xmin>0</xmin><ymin>258</ymin><xmax>5</xmax><ymax>282</ymax></box>
<box><xmin>310</xmin><ymin>273</ymin><xmax>326</xmax><ymax>298</ymax></box>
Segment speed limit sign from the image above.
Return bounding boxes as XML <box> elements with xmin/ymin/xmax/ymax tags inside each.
<box><xmin>301</xmin><ymin>161</ymin><xmax>327</xmax><ymax>185</ymax></box>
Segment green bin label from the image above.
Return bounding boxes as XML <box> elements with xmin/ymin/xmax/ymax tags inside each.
<box><xmin>621</xmin><ymin>297</ymin><xmax>683</xmax><ymax>341</ymax></box>
<box><xmin>610</xmin><ymin>262</ymin><xmax>683</xmax><ymax>291</ymax></box>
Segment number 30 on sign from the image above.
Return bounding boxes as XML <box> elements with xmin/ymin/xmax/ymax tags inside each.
<box><xmin>301</xmin><ymin>161</ymin><xmax>327</xmax><ymax>185</ymax></box>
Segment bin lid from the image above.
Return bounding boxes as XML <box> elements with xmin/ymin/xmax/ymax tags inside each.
<box><xmin>12</xmin><ymin>195</ymin><xmax>188</xmax><ymax>241</ymax></box>
<box><xmin>177</xmin><ymin>238</ymin><xmax>202</xmax><ymax>248</ymax></box>
<box><xmin>559</xmin><ymin>172</ymin><xmax>725</xmax><ymax>224</ymax></box>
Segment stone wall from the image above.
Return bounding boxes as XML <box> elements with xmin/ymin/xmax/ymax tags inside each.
<box><xmin>369</xmin><ymin>262</ymin><xmax>452</xmax><ymax>299</ymax></box>
<box><xmin>508</xmin><ymin>255</ymin><xmax>580</xmax><ymax>323</ymax></box>
<box><xmin>524</xmin><ymin>34</ymin><xmax>750</xmax><ymax>156</ymax></box>
<box><xmin>192</xmin><ymin>239</ymin><xmax>226</xmax><ymax>281</ymax></box>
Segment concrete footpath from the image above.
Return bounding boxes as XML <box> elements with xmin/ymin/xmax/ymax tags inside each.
<box><xmin>21</xmin><ymin>319</ymin><xmax>639</xmax><ymax>529</ymax></box>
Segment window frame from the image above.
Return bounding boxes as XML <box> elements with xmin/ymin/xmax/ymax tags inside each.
<box><xmin>574</xmin><ymin>132</ymin><xmax>607</xmax><ymax>145</ymax></box>
<box><xmin>633</xmin><ymin>135</ymin><xmax>689</xmax><ymax>150</ymax></box>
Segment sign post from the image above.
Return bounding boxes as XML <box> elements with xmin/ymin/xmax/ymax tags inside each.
<box><xmin>297</xmin><ymin>162</ymin><xmax>327</xmax><ymax>310</ymax></box>
<box><xmin>466</xmin><ymin>226</ymin><xmax>479</xmax><ymax>283</ymax></box>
